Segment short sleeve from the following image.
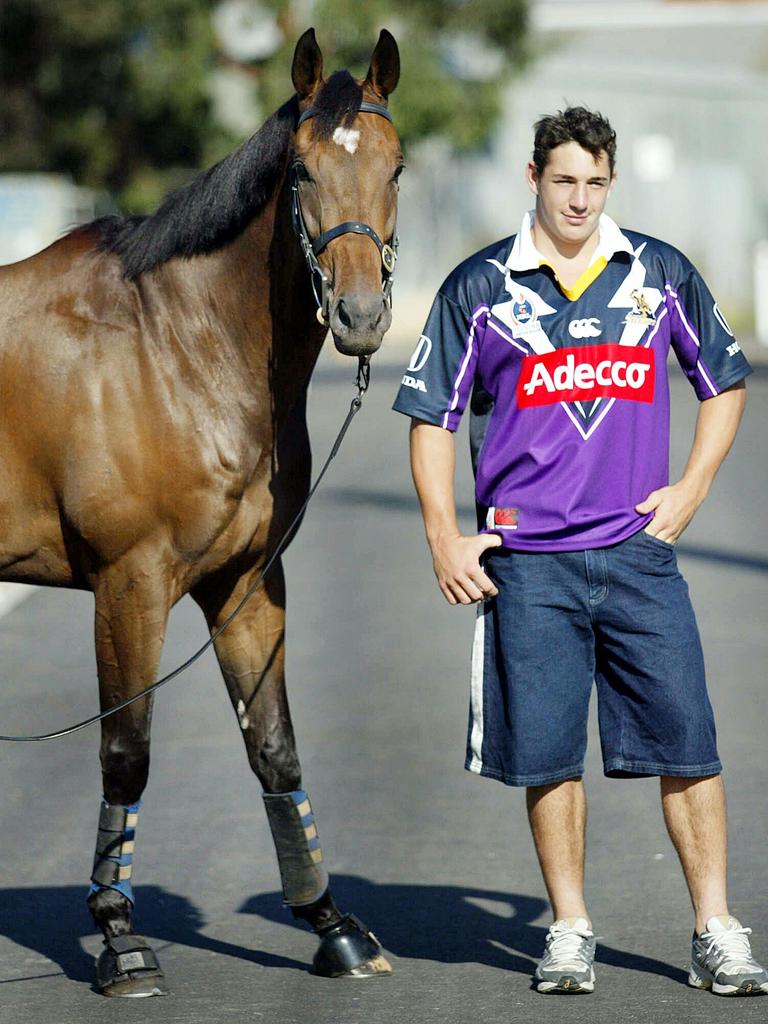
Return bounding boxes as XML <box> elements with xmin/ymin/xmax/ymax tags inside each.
<box><xmin>668</xmin><ymin>265</ymin><xmax>752</xmax><ymax>399</ymax></box>
<box><xmin>392</xmin><ymin>291</ymin><xmax>483</xmax><ymax>431</ymax></box>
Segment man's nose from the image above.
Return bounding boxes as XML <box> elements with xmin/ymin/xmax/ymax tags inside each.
<box><xmin>570</xmin><ymin>184</ymin><xmax>588</xmax><ymax>210</ymax></box>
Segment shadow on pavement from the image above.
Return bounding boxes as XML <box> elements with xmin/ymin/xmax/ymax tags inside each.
<box><xmin>0</xmin><ymin>880</ymin><xmax>688</xmax><ymax>989</ymax></box>
<box><xmin>0</xmin><ymin>885</ymin><xmax>303</xmax><ymax>986</ymax></box>
<box><xmin>241</xmin><ymin>875</ymin><xmax>688</xmax><ymax>984</ymax></box>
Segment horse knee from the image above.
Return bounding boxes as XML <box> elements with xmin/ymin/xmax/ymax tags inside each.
<box><xmin>248</xmin><ymin>737</ymin><xmax>301</xmax><ymax>793</ymax></box>
<box><xmin>100</xmin><ymin>738</ymin><xmax>150</xmax><ymax>804</ymax></box>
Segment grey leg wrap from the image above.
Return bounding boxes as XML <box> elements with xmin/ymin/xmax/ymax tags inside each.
<box><xmin>263</xmin><ymin>789</ymin><xmax>329</xmax><ymax>906</ymax></box>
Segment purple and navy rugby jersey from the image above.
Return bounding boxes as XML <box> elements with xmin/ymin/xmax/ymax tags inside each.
<box><xmin>393</xmin><ymin>212</ymin><xmax>752</xmax><ymax>551</ymax></box>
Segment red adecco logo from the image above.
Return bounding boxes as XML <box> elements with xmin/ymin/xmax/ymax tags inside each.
<box><xmin>517</xmin><ymin>344</ymin><xmax>655</xmax><ymax>408</ymax></box>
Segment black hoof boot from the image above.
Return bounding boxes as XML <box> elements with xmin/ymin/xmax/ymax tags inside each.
<box><xmin>95</xmin><ymin>934</ymin><xmax>168</xmax><ymax>997</ymax></box>
<box><xmin>312</xmin><ymin>914</ymin><xmax>392</xmax><ymax>978</ymax></box>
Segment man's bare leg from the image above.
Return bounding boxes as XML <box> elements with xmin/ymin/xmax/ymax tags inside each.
<box><xmin>527</xmin><ymin>778</ymin><xmax>590</xmax><ymax>925</ymax></box>
<box><xmin>660</xmin><ymin>774</ymin><xmax>729</xmax><ymax>933</ymax></box>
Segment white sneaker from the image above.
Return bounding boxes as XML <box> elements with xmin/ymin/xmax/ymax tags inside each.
<box><xmin>689</xmin><ymin>915</ymin><xmax>768</xmax><ymax>996</ymax></box>
<box><xmin>535</xmin><ymin>916</ymin><xmax>596</xmax><ymax>994</ymax></box>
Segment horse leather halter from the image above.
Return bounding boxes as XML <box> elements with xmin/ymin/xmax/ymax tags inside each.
<box><xmin>290</xmin><ymin>100</ymin><xmax>399</xmax><ymax>325</ymax></box>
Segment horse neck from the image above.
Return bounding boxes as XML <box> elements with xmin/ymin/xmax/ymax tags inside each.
<box><xmin>162</xmin><ymin>174</ymin><xmax>325</xmax><ymax>424</ymax></box>
<box><xmin>198</xmin><ymin>177</ymin><xmax>325</xmax><ymax>411</ymax></box>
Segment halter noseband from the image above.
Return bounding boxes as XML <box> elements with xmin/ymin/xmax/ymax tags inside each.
<box><xmin>290</xmin><ymin>101</ymin><xmax>399</xmax><ymax>325</ymax></box>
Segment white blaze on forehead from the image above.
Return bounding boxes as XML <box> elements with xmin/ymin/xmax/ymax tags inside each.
<box><xmin>332</xmin><ymin>126</ymin><xmax>360</xmax><ymax>154</ymax></box>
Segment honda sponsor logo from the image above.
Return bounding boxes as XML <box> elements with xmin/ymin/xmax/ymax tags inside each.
<box><xmin>517</xmin><ymin>344</ymin><xmax>655</xmax><ymax>408</ymax></box>
<box><xmin>568</xmin><ymin>317</ymin><xmax>601</xmax><ymax>339</ymax></box>
<box><xmin>713</xmin><ymin>302</ymin><xmax>734</xmax><ymax>338</ymax></box>
<box><xmin>401</xmin><ymin>374</ymin><xmax>427</xmax><ymax>392</ymax></box>
<box><xmin>407</xmin><ymin>334</ymin><xmax>433</xmax><ymax>373</ymax></box>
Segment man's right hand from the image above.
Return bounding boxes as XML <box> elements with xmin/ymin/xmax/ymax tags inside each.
<box><xmin>430</xmin><ymin>531</ymin><xmax>503</xmax><ymax>605</ymax></box>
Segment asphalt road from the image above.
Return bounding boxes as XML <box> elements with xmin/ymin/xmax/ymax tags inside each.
<box><xmin>0</xmin><ymin>351</ymin><xmax>766</xmax><ymax>1024</ymax></box>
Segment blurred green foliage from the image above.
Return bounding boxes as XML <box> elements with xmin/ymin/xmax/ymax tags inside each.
<box><xmin>0</xmin><ymin>0</ymin><xmax>236</xmax><ymax>210</ymax></box>
<box><xmin>0</xmin><ymin>0</ymin><xmax>528</xmax><ymax>211</ymax></box>
<box><xmin>263</xmin><ymin>0</ymin><xmax>528</xmax><ymax>151</ymax></box>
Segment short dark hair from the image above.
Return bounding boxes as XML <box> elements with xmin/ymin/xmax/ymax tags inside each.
<box><xmin>532</xmin><ymin>106</ymin><xmax>616</xmax><ymax>176</ymax></box>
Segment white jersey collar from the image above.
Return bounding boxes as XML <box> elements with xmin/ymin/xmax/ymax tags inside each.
<box><xmin>504</xmin><ymin>210</ymin><xmax>634</xmax><ymax>272</ymax></box>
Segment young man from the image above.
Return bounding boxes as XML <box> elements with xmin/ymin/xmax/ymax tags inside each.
<box><xmin>393</xmin><ymin>107</ymin><xmax>766</xmax><ymax>996</ymax></box>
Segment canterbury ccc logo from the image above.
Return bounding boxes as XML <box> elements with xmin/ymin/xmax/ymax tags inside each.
<box><xmin>517</xmin><ymin>344</ymin><xmax>655</xmax><ymax>408</ymax></box>
<box><xmin>568</xmin><ymin>317</ymin><xmax>601</xmax><ymax>339</ymax></box>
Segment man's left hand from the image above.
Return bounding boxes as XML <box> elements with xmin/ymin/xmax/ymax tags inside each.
<box><xmin>635</xmin><ymin>480</ymin><xmax>705</xmax><ymax>544</ymax></box>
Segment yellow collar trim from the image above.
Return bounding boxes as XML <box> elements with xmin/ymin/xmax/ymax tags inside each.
<box><xmin>540</xmin><ymin>255</ymin><xmax>608</xmax><ymax>301</ymax></box>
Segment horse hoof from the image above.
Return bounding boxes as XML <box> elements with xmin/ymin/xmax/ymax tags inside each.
<box><xmin>95</xmin><ymin>934</ymin><xmax>169</xmax><ymax>997</ymax></box>
<box><xmin>312</xmin><ymin>914</ymin><xmax>393</xmax><ymax>979</ymax></box>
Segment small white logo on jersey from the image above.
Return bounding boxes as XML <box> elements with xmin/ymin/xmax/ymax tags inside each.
<box><xmin>401</xmin><ymin>374</ymin><xmax>427</xmax><ymax>392</ymax></box>
<box><xmin>726</xmin><ymin>341</ymin><xmax>741</xmax><ymax>357</ymax></box>
<box><xmin>568</xmin><ymin>318</ymin><xmax>602</xmax><ymax>339</ymax></box>
<box><xmin>407</xmin><ymin>335</ymin><xmax>433</xmax><ymax>373</ymax></box>
<box><xmin>713</xmin><ymin>302</ymin><xmax>734</xmax><ymax>337</ymax></box>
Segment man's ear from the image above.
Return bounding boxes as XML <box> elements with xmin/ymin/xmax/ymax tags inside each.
<box><xmin>608</xmin><ymin>169</ymin><xmax>618</xmax><ymax>196</ymax></box>
<box><xmin>526</xmin><ymin>161</ymin><xmax>540</xmax><ymax>196</ymax></box>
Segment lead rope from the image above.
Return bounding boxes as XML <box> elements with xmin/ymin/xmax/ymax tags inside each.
<box><xmin>0</xmin><ymin>358</ymin><xmax>372</xmax><ymax>742</ymax></box>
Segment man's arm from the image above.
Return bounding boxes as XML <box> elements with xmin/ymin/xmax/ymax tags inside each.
<box><xmin>636</xmin><ymin>381</ymin><xmax>747</xmax><ymax>543</ymax></box>
<box><xmin>410</xmin><ymin>419</ymin><xmax>501</xmax><ymax>605</ymax></box>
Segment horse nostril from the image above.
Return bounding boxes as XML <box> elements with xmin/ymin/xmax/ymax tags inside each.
<box><xmin>337</xmin><ymin>299</ymin><xmax>353</xmax><ymax>329</ymax></box>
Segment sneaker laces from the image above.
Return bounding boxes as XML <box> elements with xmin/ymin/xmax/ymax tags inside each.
<box><xmin>702</xmin><ymin>925</ymin><xmax>755</xmax><ymax>972</ymax></box>
<box><xmin>545</xmin><ymin>923</ymin><xmax>592</xmax><ymax>968</ymax></box>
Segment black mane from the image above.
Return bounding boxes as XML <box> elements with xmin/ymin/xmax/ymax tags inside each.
<box><xmin>90</xmin><ymin>71</ymin><xmax>364</xmax><ymax>280</ymax></box>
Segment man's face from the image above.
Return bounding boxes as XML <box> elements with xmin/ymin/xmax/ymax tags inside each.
<box><xmin>526</xmin><ymin>141</ymin><xmax>614</xmax><ymax>249</ymax></box>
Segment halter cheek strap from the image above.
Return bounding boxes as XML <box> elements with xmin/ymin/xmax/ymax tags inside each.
<box><xmin>291</xmin><ymin>100</ymin><xmax>399</xmax><ymax>325</ymax></box>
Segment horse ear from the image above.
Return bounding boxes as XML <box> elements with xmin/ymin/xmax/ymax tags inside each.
<box><xmin>292</xmin><ymin>27</ymin><xmax>323</xmax><ymax>99</ymax></box>
<box><xmin>365</xmin><ymin>29</ymin><xmax>400</xmax><ymax>99</ymax></box>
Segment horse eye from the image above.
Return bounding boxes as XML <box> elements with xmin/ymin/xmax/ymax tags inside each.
<box><xmin>393</xmin><ymin>165</ymin><xmax>405</xmax><ymax>183</ymax></box>
<box><xmin>294</xmin><ymin>162</ymin><xmax>313</xmax><ymax>183</ymax></box>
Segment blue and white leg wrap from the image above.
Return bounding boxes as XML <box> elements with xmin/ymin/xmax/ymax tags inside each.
<box><xmin>263</xmin><ymin>789</ymin><xmax>329</xmax><ymax>906</ymax></box>
<box><xmin>88</xmin><ymin>799</ymin><xmax>141</xmax><ymax>905</ymax></box>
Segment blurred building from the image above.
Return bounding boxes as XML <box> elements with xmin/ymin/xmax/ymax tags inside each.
<box><xmin>0</xmin><ymin>175</ymin><xmax>96</xmax><ymax>266</ymax></box>
<box><xmin>395</xmin><ymin>0</ymin><xmax>768</xmax><ymax>344</ymax></box>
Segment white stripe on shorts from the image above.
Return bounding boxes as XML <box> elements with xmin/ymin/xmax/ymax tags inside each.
<box><xmin>467</xmin><ymin>602</ymin><xmax>488</xmax><ymax>773</ymax></box>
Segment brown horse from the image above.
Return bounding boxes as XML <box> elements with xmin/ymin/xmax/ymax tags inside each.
<box><xmin>0</xmin><ymin>28</ymin><xmax>402</xmax><ymax>995</ymax></box>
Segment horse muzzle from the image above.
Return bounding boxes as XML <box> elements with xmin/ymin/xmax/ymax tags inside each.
<box><xmin>329</xmin><ymin>291</ymin><xmax>392</xmax><ymax>356</ymax></box>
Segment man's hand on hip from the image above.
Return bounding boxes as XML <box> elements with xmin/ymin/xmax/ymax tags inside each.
<box><xmin>431</xmin><ymin>531</ymin><xmax>503</xmax><ymax>605</ymax></box>
<box><xmin>635</xmin><ymin>380</ymin><xmax>748</xmax><ymax>544</ymax></box>
<box><xmin>635</xmin><ymin>480</ymin><xmax>704</xmax><ymax>544</ymax></box>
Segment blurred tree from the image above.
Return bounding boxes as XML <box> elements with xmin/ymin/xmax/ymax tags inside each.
<box><xmin>0</xmin><ymin>0</ymin><xmax>528</xmax><ymax>211</ymax></box>
<box><xmin>0</xmin><ymin>0</ymin><xmax>236</xmax><ymax>211</ymax></box>
<box><xmin>258</xmin><ymin>0</ymin><xmax>529</xmax><ymax>152</ymax></box>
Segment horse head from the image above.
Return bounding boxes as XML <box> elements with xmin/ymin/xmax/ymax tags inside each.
<box><xmin>291</xmin><ymin>28</ymin><xmax>402</xmax><ymax>357</ymax></box>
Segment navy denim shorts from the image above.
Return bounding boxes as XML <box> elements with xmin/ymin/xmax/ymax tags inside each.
<box><xmin>465</xmin><ymin>527</ymin><xmax>721</xmax><ymax>786</ymax></box>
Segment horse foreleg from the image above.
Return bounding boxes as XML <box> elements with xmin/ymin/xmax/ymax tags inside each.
<box><xmin>193</xmin><ymin>560</ymin><xmax>392</xmax><ymax>978</ymax></box>
<box><xmin>86</xmin><ymin>560</ymin><xmax>171</xmax><ymax>997</ymax></box>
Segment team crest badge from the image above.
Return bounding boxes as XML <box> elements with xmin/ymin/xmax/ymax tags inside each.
<box><xmin>511</xmin><ymin>295</ymin><xmax>537</xmax><ymax>328</ymax></box>
<box><xmin>624</xmin><ymin>288</ymin><xmax>656</xmax><ymax>327</ymax></box>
